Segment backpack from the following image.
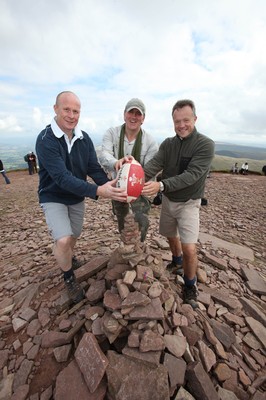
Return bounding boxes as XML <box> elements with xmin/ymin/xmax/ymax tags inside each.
<box><xmin>152</xmin><ymin>192</ymin><xmax>162</xmax><ymax>206</ymax></box>
<box><xmin>24</xmin><ymin>154</ymin><xmax>29</xmax><ymax>162</ymax></box>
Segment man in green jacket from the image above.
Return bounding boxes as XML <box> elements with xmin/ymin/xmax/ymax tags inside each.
<box><xmin>142</xmin><ymin>99</ymin><xmax>214</xmax><ymax>308</ymax></box>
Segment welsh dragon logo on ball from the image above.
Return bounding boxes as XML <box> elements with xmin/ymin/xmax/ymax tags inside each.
<box><xmin>116</xmin><ymin>159</ymin><xmax>145</xmax><ymax>203</ymax></box>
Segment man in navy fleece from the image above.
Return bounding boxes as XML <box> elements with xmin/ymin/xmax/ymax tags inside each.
<box><xmin>36</xmin><ymin>91</ymin><xmax>127</xmax><ymax>304</ymax></box>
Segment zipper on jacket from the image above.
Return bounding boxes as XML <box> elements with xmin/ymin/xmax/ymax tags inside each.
<box><xmin>176</xmin><ymin>136</ymin><xmax>183</xmax><ymax>170</ymax></box>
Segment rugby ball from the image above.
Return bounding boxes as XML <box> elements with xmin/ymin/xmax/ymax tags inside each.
<box><xmin>116</xmin><ymin>160</ymin><xmax>145</xmax><ymax>203</ymax></box>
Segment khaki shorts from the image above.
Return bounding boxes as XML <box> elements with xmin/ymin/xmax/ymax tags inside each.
<box><xmin>41</xmin><ymin>201</ymin><xmax>85</xmax><ymax>241</ymax></box>
<box><xmin>159</xmin><ymin>196</ymin><xmax>201</xmax><ymax>243</ymax></box>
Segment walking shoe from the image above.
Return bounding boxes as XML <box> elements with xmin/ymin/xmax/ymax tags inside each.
<box><xmin>64</xmin><ymin>275</ymin><xmax>85</xmax><ymax>303</ymax></box>
<box><xmin>72</xmin><ymin>256</ymin><xmax>83</xmax><ymax>270</ymax></box>
<box><xmin>166</xmin><ymin>260</ymin><xmax>183</xmax><ymax>276</ymax></box>
<box><xmin>183</xmin><ymin>284</ymin><xmax>199</xmax><ymax>309</ymax></box>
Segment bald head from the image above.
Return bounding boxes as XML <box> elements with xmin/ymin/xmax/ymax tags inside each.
<box><xmin>54</xmin><ymin>91</ymin><xmax>81</xmax><ymax>136</ymax></box>
<box><xmin>55</xmin><ymin>91</ymin><xmax>81</xmax><ymax>107</ymax></box>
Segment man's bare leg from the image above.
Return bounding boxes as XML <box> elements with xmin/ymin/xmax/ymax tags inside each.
<box><xmin>53</xmin><ymin>236</ymin><xmax>77</xmax><ymax>272</ymax></box>
<box><xmin>167</xmin><ymin>236</ymin><xmax>182</xmax><ymax>258</ymax></box>
<box><xmin>167</xmin><ymin>236</ymin><xmax>183</xmax><ymax>271</ymax></box>
<box><xmin>181</xmin><ymin>242</ymin><xmax>199</xmax><ymax>309</ymax></box>
<box><xmin>54</xmin><ymin>236</ymin><xmax>84</xmax><ymax>303</ymax></box>
<box><xmin>181</xmin><ymin>243</ymin><xmax>197</xmax><ymax>279</ymax></box>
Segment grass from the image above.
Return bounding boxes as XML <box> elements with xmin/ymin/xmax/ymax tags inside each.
<box><xmin>211</xmin><ymin>155</ymin><xmax>266</xmax><ymax>174</ymax></box>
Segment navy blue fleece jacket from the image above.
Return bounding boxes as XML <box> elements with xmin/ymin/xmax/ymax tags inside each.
<box><xmin>36</xmin><ymin>124</ymin><xmax>109</xmax><ymax>205</ymax></box>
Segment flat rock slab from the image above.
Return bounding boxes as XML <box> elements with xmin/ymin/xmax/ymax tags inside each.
<box><xmin>240</xmin><ymin>297</ymin><xmax>266</xmax><ymax>326</ymax></box>
<box><xmin>199</xmin><ymin>233</ymin><xmax>254</xmax><ymax>261</ymax></box>
<box><xmin>54</xmin><ymin>360</ymin><xmax>106</xmax><ymax>400</ymax></box>
<box><xmin>210</xmin><ymin>320</ymin><xmax>236</xmax><ymax>350</ymax></box>
<box><xmin>246</xmin><ymin>317</ymin><xmax>266</xmax><ymax>349</ymax></box>
<box><xmin>106</xmin><ymin>350</ymin><xmax>170</xmax><ymax>400</ymax></box>
<box><xmin>186</xmin><ymin>361</ymin><xmax>220</xmax><ymax>400</ymax></box>
<box><xmin>122</xmin><ymin>346</ymin><xmax>161</xmax><ymax>367</ymax></box>
<box><xmin>126</xmin><ymin>297</ymin><xmax>164</xmax><ymax>320</ymax></box>
<box><xmin>76</xmin><ymin>256</ymin><xmax>109</xmax><ymax>282</ymax></box>
<box><xmin>241</xmin><ymin>266</ymin><xmax>266</xmax><ymax>295</ymax></box>
<box><xmin>210</xmin><ymin>290</ymin><xmax>242</xmax><ymax>310</ymax></box>
<box><xmin>164</xmin><ymin>353</ymin><xmax>186</xmax><ymax>387</ymax></box>
<box><xmin>75</xmin><ymin>332</ymin><xmax>109</xmax><ymax>393</ymax></box>
<box><xmin>13</xmin><ymin>359</ymin><xmax>34</xmax><ymax>392</ymax></box>
<box><xmin>164</xmin><ymin>334</ymin><xmax>187</xmax><ymax>358</ymax></box>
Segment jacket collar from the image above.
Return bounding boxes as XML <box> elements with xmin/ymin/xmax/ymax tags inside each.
<box><xmin>176</xmin><ymin>127</ymin><xmax>197</xmax><ymax>141</ymax></box>
<box><xmin>51</xmin><ymin>118</ymin><xmax>83</xmax><ymax>139</ymax></box>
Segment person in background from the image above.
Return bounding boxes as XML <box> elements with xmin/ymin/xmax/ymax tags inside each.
<box><xmin>231</xmin><ymin>162</ymin><xmax>239</xmax><ymax>174</ymax></box>
<box><xmin>101</xmin><ymin>98</ymin><xmax>158</xmax><ymax>242</ymax></box>
<box><xmin>142</xmin><ymin>99</ymin><xmax>214</xmax><ymax>308</ymax></box>
<box><xmin>36</xmin><ymin>91</ymin><xmax>127</xmax><ymax>304</ymax></box>
<box><xmin>262</xmin><ymin>165</ymin><xmax>266</xmax><ymax>176</ymax></box>
<box><xmin>31</xmin><ymin>152</ymin><xmax>38</xmax><ymax>173</ymax></box>
<box><xmin>240</xmin><ymin>162</ymin><xmax>249</xmax><ymax>175</ymax></box>
<box><xmin>24</xmin><ymin>152</ymin><xmax>35</xmax><ymax>175</ymax></box>
<box><xmin>0</xmin><ymin>159</ymin><xmax>11</xmax><ymax>184</ymax></box>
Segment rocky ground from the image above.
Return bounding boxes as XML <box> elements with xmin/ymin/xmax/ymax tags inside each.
<box><xmin>0</xmin><ymin>170</ymin><xmax>265</xmax><ymax>400</ymax></box>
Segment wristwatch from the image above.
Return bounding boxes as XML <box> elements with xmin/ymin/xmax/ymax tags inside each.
<box><xmin>159</xmin><ymin>181</ymin><xmax>165</xmax><ymax>192</ymax></box>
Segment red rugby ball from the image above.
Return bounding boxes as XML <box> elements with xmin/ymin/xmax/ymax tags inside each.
<box><xmin>116</xmin><ymin>160</ymin><xmax>145</xmax><ymax>203</ymax></box>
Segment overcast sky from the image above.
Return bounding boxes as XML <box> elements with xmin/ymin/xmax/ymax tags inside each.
<box><xmin>1</xmin><ymin>0</ymin><xmax>266</xmax><ymax>147</ymax></box>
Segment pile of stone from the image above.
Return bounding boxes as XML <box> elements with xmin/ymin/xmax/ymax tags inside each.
<box><xmin>0</xmin><ymin>213</ymin><xmax>266</xmax><ymax>400</ymax></box>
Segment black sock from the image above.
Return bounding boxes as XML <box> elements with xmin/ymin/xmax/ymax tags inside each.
<box><xmin>63</xmin><ymin>268</ymin><xmax>74</xmax><ymax>281</ymax></box>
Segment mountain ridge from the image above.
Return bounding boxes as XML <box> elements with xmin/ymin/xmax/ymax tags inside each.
<box><xmin>1</xmin><ymin>141</ymin><xmax>265</xmax><ymax>172</ymax></box>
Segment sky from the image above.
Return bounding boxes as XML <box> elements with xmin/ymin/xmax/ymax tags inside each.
<box><xmin>1</xmin><ymin>0</ymin><xmax>266</xmax><ymax>148</ymax></box>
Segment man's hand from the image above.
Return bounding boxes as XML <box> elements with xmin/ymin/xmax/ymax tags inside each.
<box><xmin>142</xmin><ymin>181</ymin><xmax>160</xmax><ymax>196</ymax></box>
<box><xmin>114</xmin><ymin>156</ymin><xmax>135</xmax><ymax>171</ymax></box>
<box><xmin>97</xmin><ymin>179</ymin><xmax>127</xmax><ymax>201</ymax></box>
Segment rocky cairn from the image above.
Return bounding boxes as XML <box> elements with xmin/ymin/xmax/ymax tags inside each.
<box><xmin>1</xmin><ymin>211</ymin><xmax>265</xmax><ymax>400</ymax></box>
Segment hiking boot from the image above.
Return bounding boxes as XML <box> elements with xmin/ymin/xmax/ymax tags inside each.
<box><xmin>183</xmin><ymin>284</ymin><xmax>199</xmax><ymax>309</ymax></box>
<box><xmin>166</xmin><ymin>259</ymin><xmax>183</xmax><ymax>276</ymax></box>
<box><xmin>64</xmin><ymin>275</ymin><xmax>85</xmax><ymax>303</ymax></box>
<box><xmin>72</xmin><ymin>256</ymin><xmax>83</xmax><ymax>270</ymax></box>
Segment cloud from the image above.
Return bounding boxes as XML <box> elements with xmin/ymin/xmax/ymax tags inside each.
<box><xmin>0</xmin><ymin>0</ymin><xmax>266</xmax><ymax>147</ymax></box>
<box><xmin>0</xmin><ymin>115</ymin><xmax>23</xmax><ymax>132</ymax></box>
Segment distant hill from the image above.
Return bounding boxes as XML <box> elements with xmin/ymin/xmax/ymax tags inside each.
<box><xmin>214</xmin><ymin>143</ymin><xmax>266</xmax><ymax>160</ymax></box>
<box><xmin>0</xmin><ymin>144</ymin><xmax>32</xmax><ymax>171</ymax></box>
<box><xmin>1</xmin><ymin>141</ymin><xmax>266</xmax><ymax>173</ymax></box>
<box><xmin>215</xmin><ymin>150</ymin><xmax>239</xmax><ymax>158</ymax></box>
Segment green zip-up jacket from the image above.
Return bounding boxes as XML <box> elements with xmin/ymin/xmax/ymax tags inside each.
<box><xmin>144</xmin><ymin>128</ymin><xmax>215</xmax><ymax>202</ymax></box>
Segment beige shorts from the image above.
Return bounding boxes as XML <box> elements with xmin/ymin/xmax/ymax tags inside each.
<box><xmin>159</xmin><ymin>196</ymin><xmax>201</xmax><ymax>243</ymax></box>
